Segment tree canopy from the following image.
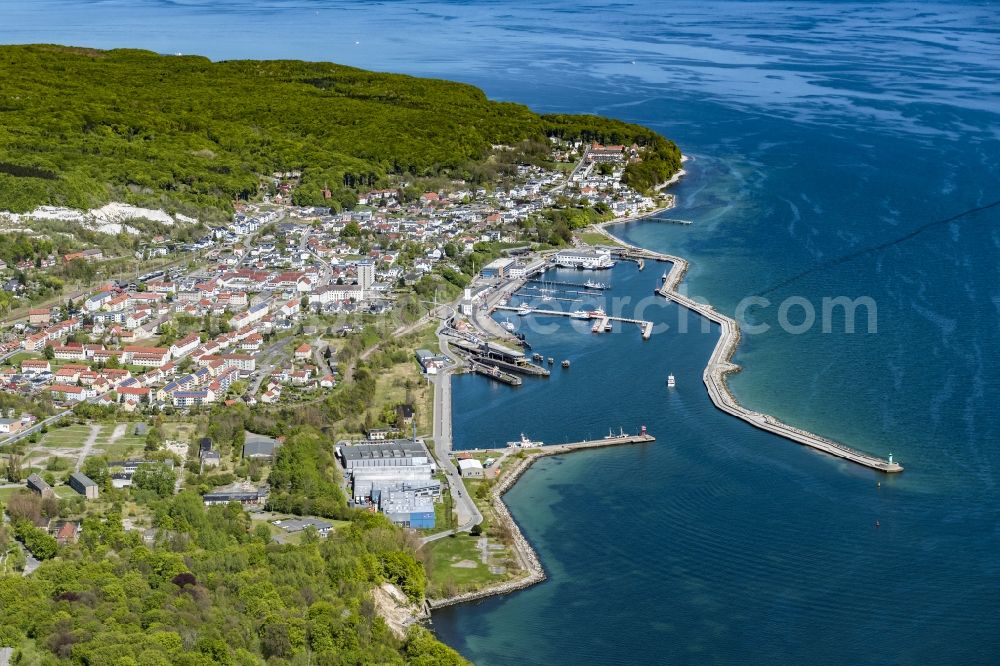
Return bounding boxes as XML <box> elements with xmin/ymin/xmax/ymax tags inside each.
<box><xmin>0</xmin><ymin>45</ymin><xmax>680</xmax><ymax>213</ymax></box>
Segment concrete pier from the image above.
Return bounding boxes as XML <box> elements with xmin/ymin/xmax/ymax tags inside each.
<box><xmin>592</xmin><ymin>225</ymin><xmax>903</xmax><ymax>473</ymax></box>
<box><xmin>493</xmin><ymin>305</ymin><xmax>653</xmax><ymax>339</ymax></box>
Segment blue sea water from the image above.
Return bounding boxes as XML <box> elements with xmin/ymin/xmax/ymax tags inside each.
<box><xmin>4</xmin><ymin>1</ymin><xmax>1000</xmax><ymax>663</ymax></box>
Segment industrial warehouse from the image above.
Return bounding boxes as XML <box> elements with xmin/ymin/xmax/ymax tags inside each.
<box><xmin>336</xmin><ymin>437</ymin><xmax>440</xmax><ymax>529</ymax></box>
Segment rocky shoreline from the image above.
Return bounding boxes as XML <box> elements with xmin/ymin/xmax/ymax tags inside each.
<box><xmin>425</xmin><ymin>453</ymin><xmax>547</xmax><ymax>610</ymax></box>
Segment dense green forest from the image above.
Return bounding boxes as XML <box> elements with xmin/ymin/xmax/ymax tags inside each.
<box><xmin>0</xmin><ymin>428</ymin><xmax>467</xmax><ymax>665</ymax></box>
<box><xmin>0</xmin><ymin>45</ymin><xmax>680</xmax><ymax>214</ymax></box>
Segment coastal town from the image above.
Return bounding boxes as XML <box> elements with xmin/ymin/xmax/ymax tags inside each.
<box><xmin>0</xmin><ymin>137</ymin><xmax>674</xmax><ymax>593</ymax></box>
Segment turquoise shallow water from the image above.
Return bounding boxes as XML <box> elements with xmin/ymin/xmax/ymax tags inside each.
<box><xmin>4</xmin><ymin>1</ymin><xmax>1000</xmax><ymax>662</ymax></box>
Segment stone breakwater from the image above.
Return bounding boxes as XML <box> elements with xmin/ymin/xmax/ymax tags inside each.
<box><xmin>426</xmin><ymin>455</ymin><xmax>547</xmax><ymax>610</ymax></box>
<box><xmin>427</xmin><ymin>434</ymin><xmax>656</xmax><ymax>610</ymax></box>
<box><xmin>593</xmin><ymin>224</ymin><xmax>902</xmax><ymax>473</ymax></box>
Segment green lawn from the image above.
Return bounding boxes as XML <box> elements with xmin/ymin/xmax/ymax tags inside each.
<box><xmin>579</xmin><ymin>231</ymin><xmax>623</xmax><ymax>247</ymax></box>
<box><xmin>0</xmin><ymin>486</ymin><xmax>22</xmax><ymax>502</ymax></box>
<box><xmin>423</xmin><ymin>533</ymin><xmax>512</xmax><ymax>597</ymax></box>
<box><xmin>54</xmin><ymin>485</ymin><xmax>79</xmax><ymax>499</ymax></box>
<box><xmin>35</xmin><ymin>422</ymin><xmax>146</xmax><ymax>460</ymax></box>
<box><xmin>37</xmin><ymin>424</ymin><xmax>93</xmax><ymax>449</ymax></box>
<box><xmin>100</xmin><ymin>434</ymin><xmax>145</xmax><ymax>460</ymax></box>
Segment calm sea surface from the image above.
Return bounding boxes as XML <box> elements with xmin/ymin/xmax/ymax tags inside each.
<box><xmin>4</xmin><ymin>1</ymin><xmax>1000</xmax><ymax>662</ymax></box>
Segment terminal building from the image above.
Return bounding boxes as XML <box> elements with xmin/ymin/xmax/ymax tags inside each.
<box><xmin>554</xmin><ymin>248</ymin><xmax>615</xmax><ymax>270</ymax></box>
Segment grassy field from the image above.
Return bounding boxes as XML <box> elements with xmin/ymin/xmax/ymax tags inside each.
<box><xmin>32</xmin><ymin>421</ymin><xmax>146</xmax><ymax>462</ymax></box>
<box><xmin>0</xmin><ymin>486</ymin><xmax>22</xmax><ymax>502</ymax></box>
<box><xmin>579</xmin><ymin>230</ymin><xmax>623</xmax><ymax>247</ymax></box>
<box><xmin>370</xmin><ymin>360</ymin><xmax>432</xmax><ymax>433</ymax></box>
<box><xmin>101</xmin><ymin>429</ymin><xmax>146</xmax><ymax>460</ymax></box>
<box><xmin>161</xmin><ymin>420</ymin><xmax>199</xmax><ymax>443</ymax></box>
<box><xmin>423</xmin><ymin>533</ymin><xmax>513</xmax><ymax>597</ymax></box>
<box><xmin>37</xmin><ymin>424</ymin><xmax>92</xmax><ymax>449</ymax></box>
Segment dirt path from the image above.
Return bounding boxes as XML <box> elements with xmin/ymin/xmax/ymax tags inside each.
<box><xmin>107</xmin><ymin>423</ymin><xmax>127</xmax><ymax>445</ymax></box>
<box><xmin>74</xmin><ymin>424</ymin><xmax>102</xmax><ymax>472</ymax></box>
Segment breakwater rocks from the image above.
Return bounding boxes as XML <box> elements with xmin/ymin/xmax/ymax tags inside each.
<box><xmin>427</xmin><ymin>455</ymin><xmax>546</xmax><ymax>610</ymax></box>
<box><xmin>427</xmin><ymin>434</ymin><xmax>656</xmax><ymax>610</ymax></box>
<box><xmin>592</xmin><ymin>222</ymin><xmax>901</xmax><ymax>473</ymax></box>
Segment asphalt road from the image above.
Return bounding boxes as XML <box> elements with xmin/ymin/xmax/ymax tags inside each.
<box><xmin>421</xmin><ymin>320</ymin><xmax>483</xmax><ymax>544</ymax></box>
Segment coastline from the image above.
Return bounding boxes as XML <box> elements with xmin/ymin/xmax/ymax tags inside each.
<box><xmin>427</xmin><ymin>156</ymin><xmax>900</xmax><ymax>616</ymax></box>
<box><xmin>425</xmin><ymin>179</ymin><xmax>690</xmax><ymax>612</ymax></box>
<box><xmin>427</xmin><ymin>434</ymin><xmax>655</xmax><ymax>610</ymax></box>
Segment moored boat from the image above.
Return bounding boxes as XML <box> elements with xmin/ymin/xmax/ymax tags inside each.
<box><xmin>507</xmin><ymin>433</ymin><xmax>544</xmax><ymax>448</ymax></box>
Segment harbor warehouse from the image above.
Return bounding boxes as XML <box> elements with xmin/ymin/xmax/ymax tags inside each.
<box><xmin>554</xmin><ymin>248</ymin><xmax>615</xmax><ymax>269</ymax></box>
<box><xmin>480</xmin><ymin>258</ymin><xmax>514</xmax><ymax>279</ymax></box>
<box><xmin>458</xmin><ymin>458</ymin><xmax>485</xmax><ymax>478</ymax></box>
<box><xmin>338</xmin><ymin>439</ymin><xmax>432</xmax><ymax>470</ymax></box>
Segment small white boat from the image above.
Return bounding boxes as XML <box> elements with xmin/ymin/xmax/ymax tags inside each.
<box><xmin>667</xmin><ymin>373</ymin><xmax>676</xmax><ymax>388</ymax></box>
<box><xmin>502</xmin><ymin>319</ymin><xmax>516</xmax><ymax>333</ymax></box>
<box><xmin>517</xmin><ymin>304</ymin><xmax>532</xmax><ymax>316</ymax></box>
<box><xmin>570</xmin><ymin>310</ymin><xmax>589</xmax><ymax>320</ymax></box>
<box><xmin>588</xmin><ymin>307</ymin><xmax>606</xmax><ymax>317</ymax></box>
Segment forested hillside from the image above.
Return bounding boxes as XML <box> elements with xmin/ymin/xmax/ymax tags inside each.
<box><xmin>0</xmin><ymin>45</ymin><xmax>680</xmax><ymax>213</ymax></box>
<box><xmin>0</xmin><ymin>429</ymin><xmax>467</xmax><ymax>665</ymax></box>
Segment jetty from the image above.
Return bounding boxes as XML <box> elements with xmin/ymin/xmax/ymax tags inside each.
<box><xmin>526</xmin><ymin>278</ymin><xmax>610</xmax><ymax>290</ymax></box>
<box><xmin>493</xmin><ymin>305</ymin><xmax>653</xmax><ymax>339</ymax></box>
<box><xmin>592</xmin><ymin>225</ymin><xmax>903</xmax><ymax>473</ymax></box>
<box><xmin>426</xmin><ymin>428</ymin><xmax>655</xmax><ymax>610</ymax></box>
<box><xmin>519</xmin><ymin>286</ymin><xmax>605</xmax><ymax>299</ymax></box>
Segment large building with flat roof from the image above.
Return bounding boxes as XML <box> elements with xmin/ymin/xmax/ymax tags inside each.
<box><xmin>480</xmin><ymin>257</ymin><xmax>515</xmax><ymax>279</ymax></box>
<box><xmin>377</xmin><ymin>487</ymin><xmax>435</xmax><ymax>529</ymax></box>
<box><xmin>337</xmin><ymin>439</ymin><xmax>432</xmax><ymax>470</ymax></box>
<box><xmin>554</xmin><ymin>248</ymin><xmax>615</xmax><ymax>270</ymax></box>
